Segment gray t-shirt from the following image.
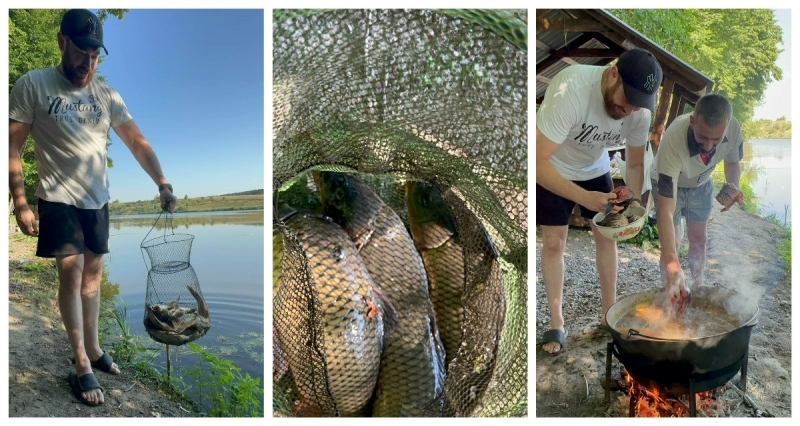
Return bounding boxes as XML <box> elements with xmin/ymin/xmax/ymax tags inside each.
<box><xmin>9</xmin><ymin>67</ymin><xmax>133</xmax><ymax>209</ymax></box>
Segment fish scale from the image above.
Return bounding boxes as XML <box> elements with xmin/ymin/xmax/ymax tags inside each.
<box><xmin>316</xmin><ymin>171</ymin><xmax>446</xmax><ymax>417</ymax></box>
<box><xmin>275</xmin><ymin>213</ymin><xmax>384</xmax><ymax>416</ymax></box>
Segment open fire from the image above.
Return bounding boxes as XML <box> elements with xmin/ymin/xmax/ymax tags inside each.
<box><xmin>621</xmin><ymin>366</ymin><xmax>727</xmax><ymax>417</ymax></box>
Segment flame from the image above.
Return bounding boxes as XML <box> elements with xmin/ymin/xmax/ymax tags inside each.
<box><xmin>621</xmin><ymin>367</ymin><xmax>725</xmax><ymax>417</ymax></box>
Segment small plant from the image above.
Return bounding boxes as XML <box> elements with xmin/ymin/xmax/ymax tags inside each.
<box><xmin>107</xmin><ymin>298</ymin><xmax>147</xmax><ymax>364</ymax></box>
<box><xmin>624</xmin><ymin>216</ymin><xmax>659</xmax><ymax>249</ymax></box>
<box><xmin>182</xmin><ymin>342</ymin><xmax>264</xmax><ymax>417</ymax></box>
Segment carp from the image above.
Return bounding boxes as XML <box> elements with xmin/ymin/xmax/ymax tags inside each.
<box><xmin>274</xmin><ymin>213</ymin><xmax>388</xmax><ymax>416</ymax></box>
<box><xmin>406</xmin><ymin>181</ymin><xmax>506</xmax><ymax>416</ymax></box>
<box><xmin>406</xmin><ymin>180</ymin><xmax>465</xmax><ymax>369</ymax></box>
<box><xmin>315</xmin><ymin>171</ymin><xmax>446</xmax><ymax>417</ymax></box>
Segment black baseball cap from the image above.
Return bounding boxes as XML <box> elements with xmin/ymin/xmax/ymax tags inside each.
<box><xmin>60</xmin><ymin>9</ymin><xmax>108</xmax><ymax>55</ymax></box>
<box><xmin>617</xmin><ymin>48</ymin><xmax>662</xmax><ymax>112</ymax></box>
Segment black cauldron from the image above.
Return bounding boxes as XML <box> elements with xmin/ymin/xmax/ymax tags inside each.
<box><xmin>605</xmin><ymin>286</ymin><xmax>759</xmax><ymax>395</ymax></box>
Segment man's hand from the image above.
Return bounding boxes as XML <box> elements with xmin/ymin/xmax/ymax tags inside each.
<box><xmin>663</xmin><ymin>262</ymin><xmax>690</xmax><ymax>314</ymax></box>
<box><xmin>579</xmin><ymin>191</ymin><xmax>618</xmax><ymax>214</ymax></box>
<box><xmin>160</xmin><ymin>188</ymin><xmax>178</xmax><ymax>213</ymax></box>
<box><xmin>720</xmin><ymin>191</ymin><xmax>744</xmax><ymax>213</ymax></box>
<box><xmin>15</xmin><ymin>205</ymin><xmax>38</xmax><ymax>237</ymax></box>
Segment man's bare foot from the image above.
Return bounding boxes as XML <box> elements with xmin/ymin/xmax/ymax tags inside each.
<box><xmin>542</xmin><ymin>327</ymin><xmax>566</xmax><ymax>354</ymax></box>
<box><xmin>74</xmin><ymin>364</ymin><xmax>104</xmax><ymax>405</ymax></box>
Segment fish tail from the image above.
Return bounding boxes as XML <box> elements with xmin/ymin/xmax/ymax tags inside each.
<box><xmin>187</xmin><ymin>285</ymin><xmax>210</xmax><ymax>318</ymax></box>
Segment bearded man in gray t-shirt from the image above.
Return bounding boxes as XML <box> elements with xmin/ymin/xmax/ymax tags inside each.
<box><xmin>8</xmin><ymin>9</ymin><xmax>178</xmax><ymax>406</ymax></box>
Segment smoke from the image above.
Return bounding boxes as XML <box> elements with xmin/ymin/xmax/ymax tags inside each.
<box><xmin>715</xmin><ymin>250</ymin><xmax>764</xmax><ymax>326</ymax></box>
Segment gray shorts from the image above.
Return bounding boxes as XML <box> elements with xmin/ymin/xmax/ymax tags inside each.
<box><xmin>651</xmin><ymin>178</ymin><xmax>713</xmax><ymax>226</ymax></box>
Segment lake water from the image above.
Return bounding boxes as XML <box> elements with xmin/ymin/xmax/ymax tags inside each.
<box><xmin>107</xmin><ymin>210</ymin><xmax>264</xmax><ymax>406</ymax></box>
<box><xmin>743</xmin><ymin>139</ymin><xmax>791</xmax><ymax>225</ymax></box>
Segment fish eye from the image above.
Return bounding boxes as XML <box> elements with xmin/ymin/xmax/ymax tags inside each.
<box><xmin>421</xmin><ymin>193</ymin><xmax>430</xmax><ymax>207</ymax></box>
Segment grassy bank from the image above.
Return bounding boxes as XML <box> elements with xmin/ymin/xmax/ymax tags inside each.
<box><xmin>109</xmin><ymin>193</ymin><xmax>264</xmax><ymax>216</ymax></box>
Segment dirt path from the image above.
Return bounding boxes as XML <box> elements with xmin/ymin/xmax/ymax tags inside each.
<box><xmin>534</xmin><ymin>206</ymin><xmax>791</xmax><ymax>417</ymax></box>
<box><xmin>7</xmin><ymin>235</ymin><xmax>199</xmax><ymax>418</ymax></box>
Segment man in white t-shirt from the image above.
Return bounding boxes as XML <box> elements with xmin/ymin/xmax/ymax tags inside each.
<box><xmin>536</xmin><ymin>48</ymin><xmax>663</xmax><ymax>354</ymax></box>
<box><xmin>8</xmin><ymin>10</ymin><xmax>178</xmax><ymax>406</ymax></box>
<box><xmin>652</xmin><ymin>94</ymin><xmax>743</xmax><ymax>312</ymax></box>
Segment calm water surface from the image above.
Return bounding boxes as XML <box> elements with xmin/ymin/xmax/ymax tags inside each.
<box><xmin>743</xmin><ymin>139</ymin><xmax>791</xmax><ymax>224</ymax></box>
<box><xmin>107</xmin><ymin>210</ymin><xmax>264</xmax><ymax>403</ymax></box>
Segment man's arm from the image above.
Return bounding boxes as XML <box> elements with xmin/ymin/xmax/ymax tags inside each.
<box><xmin>656</xmin><ymin>175</ymin><xmax>680</xmax><ymax>267</ymax></box>
<box><xmin>536</xmin><ymin>128</ymin><xmax>615</xmax><ymax>213</ymax></box>
<box><xmin>113</xmin><ymin>120</ymin><xmax>177</xmax><ymax>212</ymax></box>
<box><xmin>723</xmin><ymin>160</ymin><xmax>741</xmax><ymax>189</ymax></box>
<box><xmin>9</xmin><ymin>119</ymin><xmax>31</xmax><ymax>210</ymax></box>
<box><xmin>113</xmin><ymin>120</ymin><xmax>168</xmax><ymax>186</ymax></box>
<box><xmin>624</xmin><ymin>144</ymin><xmax>646</xmax><ymax>202</ymax></box>
<box><xmin>9</xmin><ymin>119</ymin><xmax>38</xmax><ymax>235</ymax></box>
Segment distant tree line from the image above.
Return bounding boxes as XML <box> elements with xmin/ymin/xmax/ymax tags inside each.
<box><xmin>220</xmin><ymin>189</ymin><xmax>264</xmax><ymax>196</ymax></box>
<box><xmin>744</xmin><ymin>117</ymin><xmax>791</xmax><ymax>139</ymax></box>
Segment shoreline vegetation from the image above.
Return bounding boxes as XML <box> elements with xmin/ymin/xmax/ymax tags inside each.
<box><xmin>108</xmin><ymin>190</ymin><xmax>264</xmax><ymax>216</ymax></box>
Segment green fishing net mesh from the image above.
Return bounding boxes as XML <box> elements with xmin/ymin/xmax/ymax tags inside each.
<box><xmin>273</xmin><ymin>9</ymin><xmax>527</xmax><ymax>417</ymax></box>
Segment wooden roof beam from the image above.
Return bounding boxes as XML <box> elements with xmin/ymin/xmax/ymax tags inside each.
<box><xmin>536</xmin><ymin>17</ymin><xmax>608</xmax><ymax>32</ymax></box>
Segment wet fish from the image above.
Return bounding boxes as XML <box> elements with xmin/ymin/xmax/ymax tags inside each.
<box><xmin>274</xmin><ymin>213</ymin><xmax>386</xmax><ymax>416</ymax></box>
<box><xmin>406</xmin><ymin>181</ymin><xmax>464</xmax><ymax>369</ymax></box>
<box><xmin>315</xmin><ymin>171</ymin><xmax>446</xmax><ymax>417</ymax></box>
<box><xmin>407</xmin><ymin>182</ymin><xmax>506</xmax><ymax>416</ymax></box>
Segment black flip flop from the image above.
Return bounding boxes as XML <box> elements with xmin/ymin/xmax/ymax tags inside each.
<box><xmin>68</xmin><ymin>368</ymin><xmax>104</xmax><ymax>406</ymax></box>
<box><xmin>71</xmin><ymin>351</ymin><xmax>118</xmax><ymax>375</ymax></box>
<box><xmin>539</xmin><ymin>329</ymin><xmax>567</xmax><ymax>356</ymax></box>
<box><xmin>91</xmin><ymin>352</ymin><xmax>117</xmax><ymax>374</ymax></box>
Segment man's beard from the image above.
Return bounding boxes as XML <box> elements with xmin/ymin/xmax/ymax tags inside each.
<box><xmin>61</xmin><ymin>52</ymin><xmax>95</xmax><ymax>88</ymax></box>
<box><xmin>603</xmin><ymin>80</ymin><xmax>626</xmax><ymax>120</ymax></box>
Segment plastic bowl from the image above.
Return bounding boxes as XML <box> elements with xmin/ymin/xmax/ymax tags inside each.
<box><xmin>592</xmin><ymin>205</ymin><xmax>647</xmax><ymax>242</ymax></box>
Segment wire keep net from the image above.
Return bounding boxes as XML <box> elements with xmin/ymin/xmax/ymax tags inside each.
<box><xmin>141</xmin><ymin>215</ymin><xmax>210</xmax><ymax>346</ymax></box>
<box><xmin>273</xmin><ymin>9</ymin><xmax>527</xmax><ymax>417</ymax></box>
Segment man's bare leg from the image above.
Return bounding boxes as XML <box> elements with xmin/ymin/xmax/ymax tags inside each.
<box><xmin>540</xmin><ymin>225</ymin><xmax>568</xmax><ymax>354</ymax></box>
<box><xmin>57</xmin><ymin>253</ymin><xmax>103</xmax><ymax>405</ymax></box>
<box><xmin>686</xmin><ymin>219</ymin><xmax>708</xmax><ymax>288</ymax></box>
<box><xmin>82</xmin><ymin>249</ymin><xmax>120</xmax><ymax>375</ymax></box>
<box><xmin>589</xmin><ymin>221</ymin><xmax>617</xmax><ymax>325</ymax></box>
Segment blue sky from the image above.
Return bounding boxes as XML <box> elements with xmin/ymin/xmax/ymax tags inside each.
<box><xmin>99</xmin><ymin>9</ymin><xmax>264</xmax><ymax>202</ymax></box>
<box><xmin>752</xmin><ymin>9</ymin><xmax>791</xmax><ymax>120</ymax></box>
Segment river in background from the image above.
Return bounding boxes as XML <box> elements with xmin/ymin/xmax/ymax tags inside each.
<box><xmin>107</xmin><ymin>210</ymin><xmax>264</xmax><ymax>406</ymax></box>
<box><xmin>743</xmin><ymin>139</ymin><xmax>791</xmax><ymax>225</ymax></box>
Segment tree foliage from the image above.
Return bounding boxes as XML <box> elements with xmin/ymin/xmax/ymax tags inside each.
<box><xmin>8</xmin><ymin>9</ymin><xmax>128</xmax><ymax>204</ymax></box>
<box><xmin>743</xmin><ymin>117</ymin><xmax>791</xmax><ymax>139</ymax></box>
<box><xmin>608</xmin><ymin>9</ymin><xmax>784</xmax><ymax>128</ymax></box>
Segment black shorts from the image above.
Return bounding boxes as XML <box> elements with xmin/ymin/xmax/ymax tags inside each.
<box><xmin>536</xmin><ymin>172</ymin><xmax>613</xmax><ymax>226</ymax></box>
<box><xmin>36</xmin><ymin>199</ymin><xmax>110</xmax><ymax>258</ymax></box>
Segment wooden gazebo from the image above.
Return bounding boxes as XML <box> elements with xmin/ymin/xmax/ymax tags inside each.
<box><xmin>536</xmin><ymin>9</ymin><xmax>714</xmax><ymax>153</ymax></box>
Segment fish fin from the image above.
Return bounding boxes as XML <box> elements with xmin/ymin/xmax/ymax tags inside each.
<box><xmin>370</xmin><ymin>283</ymin><xmax>401</xmax><ymax>333</ymax></box>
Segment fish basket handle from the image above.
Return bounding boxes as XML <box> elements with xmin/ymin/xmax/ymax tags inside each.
<box><xmin>139</xmin><ymin>210</ymin><xmax>176</xmax><ymax>271</ymax></box>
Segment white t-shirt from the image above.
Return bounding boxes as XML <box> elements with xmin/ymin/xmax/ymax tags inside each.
<box><xmin>537</xmin><ymin>65</ymin><xmax>651</xmax><ymax>181</ymax></box>
<box><xmin>9</xmin><ymin>67</ymin><xmax>133</xmax><ymax>209</ymax></box>
<box><xmin>651</xmin><ymin>113</ymin><xmax>743</xmax><ymax>188</ymax></box>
